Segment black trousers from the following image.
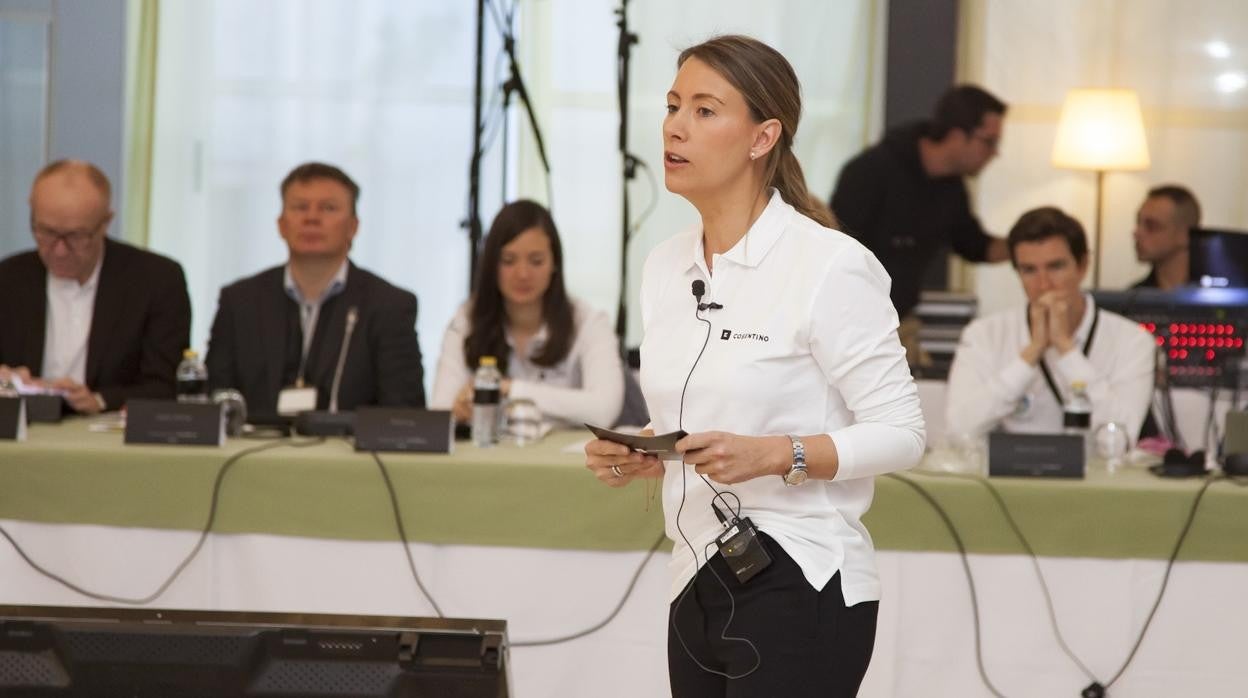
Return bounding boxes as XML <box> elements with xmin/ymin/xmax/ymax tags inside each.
<box><xmin>667</xmin><ymin>533</ymin><xmax>879</xmax><ymax>697</ymax></box>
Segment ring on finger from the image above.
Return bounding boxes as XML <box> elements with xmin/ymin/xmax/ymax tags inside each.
<box><xmin>610</xmin><ymin>465</ymin><xmax>624</xmax><ymax>478</ymax></box>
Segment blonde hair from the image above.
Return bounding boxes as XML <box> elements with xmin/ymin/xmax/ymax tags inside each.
<box><xmin>677</xmin><ymin>35</ymin><xmax>835</xmax><ymax>228</ymax></box>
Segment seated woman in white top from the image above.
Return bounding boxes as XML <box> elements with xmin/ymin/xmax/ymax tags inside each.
<box><xmin>431</xmin><ymin>199</ymin><xmax>624</xmax><ymax>427</ymax></box>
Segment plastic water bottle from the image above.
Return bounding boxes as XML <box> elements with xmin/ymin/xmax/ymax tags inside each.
<box><xmin>1234</xmin><ymin>354</ymin><xmax>1248</xmax><ymax>411</ymax></box>
<box><xmin>472</xmin><ymin>356</ymin><xmax>502</xmax><ymax>447</ymax></box>
<box><xmin>175</xmin><ymin>349</ymin><xmax>209</xmax><ymax>403</ymax></box>
<box><xmin>1063</xmin><ymin>380</ymin><xmax>1092</xmax><ymax>461</ymax></box>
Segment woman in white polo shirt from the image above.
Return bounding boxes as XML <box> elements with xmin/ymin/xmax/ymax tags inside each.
<box><xmin>584</xmin><ymin>36</ymin><xmax>925</xmax><ymax>697</ymax></box>
<box><xmin>431</xmin><ymin>199</ymin><xmax>624</xmax><ymax>428</ymax></box>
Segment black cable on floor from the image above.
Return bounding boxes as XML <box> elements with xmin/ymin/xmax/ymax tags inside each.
<box><xmin>0</xmin><ymin>437</ymin><xmax>323</xmax><ymax>605</ymax></box>
<box><xmin>885</xmin><ymin>472</ymin><xmax>1006</xmax><ymax>698</ymax></box>
<box><xmin>511</xmin><ymin>530</ymin><xmax>667</xmax><ymax>647</ymax></box>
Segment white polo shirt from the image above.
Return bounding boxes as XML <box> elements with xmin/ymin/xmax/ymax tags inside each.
<box><xmin>946</xmin><ymin>297</ymin><xmax>1155</xmax><ymax>438</ymax></box>
<box><xmin>639</xmin><ymin>191</ymin><xmax>926</xmax><ymax>606</ymax></box>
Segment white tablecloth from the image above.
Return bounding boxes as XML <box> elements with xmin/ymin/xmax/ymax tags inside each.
<box><xmin>2</xmin><ymin>519</ymin><xmax>1245</xmax><ymax>697</ymax></box>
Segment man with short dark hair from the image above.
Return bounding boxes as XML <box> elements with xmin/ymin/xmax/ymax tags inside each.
<box><xmin>946</xmin><ymin>207</ymin><xmax>1154</xmax><ymax>437</ymax></box>
<box><xmin>205</xmin><ymin>162</ymin><xmax>425</xmax><ymax>417</ymax></box>
<box><xmin>1133</xmin><ymin>185</ymin><xmax>1200</xmax><ymax>290</ymax></box>
<box><xmin>830</xmin><ymin>84</ymin><xmax>1012</xmax><ymax>367</ymax></box>
<box><xmin>0</xmin><ymin>160</ymin><xmax>191</xmax><ymax>413</ymax></box>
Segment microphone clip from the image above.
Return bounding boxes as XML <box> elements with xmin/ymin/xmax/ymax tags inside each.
<box><xmin>690</xmin><ymin>279</ymin><xmax>723</xmax><ymax>312</ymax></box>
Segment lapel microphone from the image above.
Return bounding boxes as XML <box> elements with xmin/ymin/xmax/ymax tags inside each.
<box><xmin>690</xmin><ymin>280</ymin><xmax>723</xmax><ymax>311</ymax></box>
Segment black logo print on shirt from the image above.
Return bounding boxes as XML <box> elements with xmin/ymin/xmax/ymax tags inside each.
<box><xmin>719</xmin><ymin>329</ymin><xmax>769</xmax><ymax>343</ymax></box>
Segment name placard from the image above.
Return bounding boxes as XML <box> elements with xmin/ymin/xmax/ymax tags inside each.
<box><xmin>124</xmin><ymin>399</ymin><xmax>224</xmax><ymax>447</ymax></box>
<box><xmin>989</xmin><ymin>432</ymin><xmax>1084</xmax><ymax>478</ymax></box>
<box><xmin>0</xmin><ymin>397</ymin><xmax>28</xmax><ymax>441</ymax></box>
<box><xmin>24</xmin><ymin>394</ymin><xmax>63</xmax><ymax>423</ymax></box>
<box><xmin>354</xmin><ymin>408</ymin><xmax>452</xmax><ymax>453</ymax></box>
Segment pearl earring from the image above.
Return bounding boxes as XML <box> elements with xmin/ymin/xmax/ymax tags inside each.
<box><xmin>749</xmin><ymin>151</ymin><xmax>757</xmax><ymax>160</ymax></box>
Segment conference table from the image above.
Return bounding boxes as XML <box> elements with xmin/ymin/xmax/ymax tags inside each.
<box><xmin>2</xmin><ymin>420</ymin><xmax>1246</xmax><ymax>697</ymax></box>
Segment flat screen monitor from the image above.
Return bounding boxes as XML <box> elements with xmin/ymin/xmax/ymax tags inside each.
<box><xmin>1190</xmin><ymin>227</ymin><xmax>1248</xmax><ymax>288</ymax></box>
<box><xmin>0</xmin><ymin>605</ymin><xmax>509</xmax><ymax>697</ymax></box>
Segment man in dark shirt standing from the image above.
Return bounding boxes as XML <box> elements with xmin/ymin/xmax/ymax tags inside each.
<box><xmin>830</xmin><ymin>85</ymin><xmax>1010</xmax><ymax>366</ymax></box>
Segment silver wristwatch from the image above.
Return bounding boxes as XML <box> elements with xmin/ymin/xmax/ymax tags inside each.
<box><xmin>783</xmin><ymin>435</ymin><xmax>808</xmax><ymax>486</ymax></box>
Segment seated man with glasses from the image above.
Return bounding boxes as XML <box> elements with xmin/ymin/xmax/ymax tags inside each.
<box><xmin>0</xmin><ymin>160</ymin><xmax>191</xmax><ymax>414</ymax></box>
<box><xmin>830</xmin><ymin>84</ymin><xmax>1011</xmax><ymax>368</ymax></box>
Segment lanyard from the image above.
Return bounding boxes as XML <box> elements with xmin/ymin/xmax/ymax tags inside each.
<box><xmin>295</xmin><ymin>302</ymin><xmax>319</xmax><ymax>388</ymax></box>
<box><xmin>1029</xmin><ymin>304</ymin><xmax>1100</xmax><ymax>407</ymax></box>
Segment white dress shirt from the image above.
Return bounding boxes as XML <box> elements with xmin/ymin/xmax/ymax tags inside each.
<box><xmin>430</xmin><ymin>297</ymin><xmax>624</xmax><ymax>427</ymax></box>
<box><xmin>945</xmin><ymin>295</ymin><xmax>1155</xmax><ymax>438</ymax></box>
<box><xmin>42</xmin><ymin>255</ymin><xmax>104</xmax><ymax>384</ymax></box>
<box><xmin>639</xmin><ymin>191</ymin><xmax>925</xmax><ymax>606</ymax></box>
<box><xmin>283</xmin><ymin>260</ymin><xmax>349</xmax><ymax>383</ymax></box>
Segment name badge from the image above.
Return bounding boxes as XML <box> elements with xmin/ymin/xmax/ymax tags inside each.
<box><xmin>277</xmin><ymin>386</ymin><xmax>318</xmax><ymax>416</ymax></box>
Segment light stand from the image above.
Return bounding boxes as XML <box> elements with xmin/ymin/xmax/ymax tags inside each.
<box><xmin>464</xmin><ymin>0</ymin><xmax>487</xmax><ymax>291</ymax></box>
<box><xmin>614</xmin><ymin>0</ymin><xmax>639</xmax><ymax>351</ymax></box>
<box><xmin>498</xmin><ymin>29</ymin><xmax>552</xmax><ymax>207</ymax></box>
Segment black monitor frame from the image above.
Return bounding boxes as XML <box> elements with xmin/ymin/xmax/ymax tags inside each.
<box><xmin>1190</xmin><ymin>227</ymin><xmax>1248</xmax><ymax>289</ymax></box>
<box><xmin>0</xmin><ymin>605</ymin><xmax>509</xmax><ymax>697</ymax></box>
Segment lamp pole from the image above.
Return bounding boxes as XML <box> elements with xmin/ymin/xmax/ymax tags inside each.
<box><xmin>1093</xmin><ymin>169</ymin><xmax>1104</xmax><ymax>289</ymax></box>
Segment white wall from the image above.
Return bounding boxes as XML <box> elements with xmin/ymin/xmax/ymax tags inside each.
<box><xmin>964</xmin><ymin>0</ymin><xmax>1248</xmax><ymax>316</ymax></box>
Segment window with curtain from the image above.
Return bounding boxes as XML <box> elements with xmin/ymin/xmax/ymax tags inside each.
<box><xmin>144</xmin><ymin>0</ymin><xmax>881</xmax><ymax>389</ymax></box>
<box><xmin>514</xmin><ymin>0</ymin><xmax>883</xmax><ymax>345</ymax></box>
<box><xmin>0</xmin><ymin>12</ymin><xmax>50</xmax><ymax>257</ymax></box>
<box><xmin>147</xmin><ymin>0</ymin><xmax>508</xmax><ymax>369</ymax></box>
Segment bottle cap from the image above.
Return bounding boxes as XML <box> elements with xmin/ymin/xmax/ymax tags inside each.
<box><xmin>480</xmin><ymin>356</ymin><xmax>497</xmax><ymax>367</ymax></box>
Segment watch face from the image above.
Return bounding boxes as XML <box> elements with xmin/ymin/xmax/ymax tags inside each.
<box><xmin>784</xmin><ymin>468</ymin><xmax>808</xmax><ymax>486</ymax></box>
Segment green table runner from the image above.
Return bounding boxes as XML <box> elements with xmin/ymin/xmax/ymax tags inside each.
<box><xmin>1</xmin><ymin>421</ymin><xmax>1243</xmax><ymax>560</ymax></box>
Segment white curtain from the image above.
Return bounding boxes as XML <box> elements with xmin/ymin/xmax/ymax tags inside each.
<box><xmin>515</xmin><ymin>0</ymin><xmax>883</xmax><ymax>345</ymax></box>
<box><xmin>0</xmin><ymin>12</ymin><xmax>51</xmax><ymax>258</ymax></box>
<box><xmin>146</xmin><ymin>0</ymin><xmax>882</xmax><ymax>388</ymax></box>
<box><xmin>963</xmin><ymin>0</ymin><xmax>1248</xmax><ymax>314</ymax></box>
<box><xmin>148</xmin><ymin>0</ymin><xmax>506</xmax><ymax>367</ymax></box>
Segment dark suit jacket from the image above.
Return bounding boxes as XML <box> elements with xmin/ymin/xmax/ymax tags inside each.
<box><xmin>205</xmin><ymin>262</ymin><xmax>425</xmax><ymax>416</ymax></box>
<box><xmin>0</xmin><ymin>238</ymin><xmax>192</xmax><ymax>410</ymax></box>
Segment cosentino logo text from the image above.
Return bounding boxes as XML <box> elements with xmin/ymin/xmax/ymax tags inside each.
<box><xmin>720</xmin><ymin>329</ymin><xmax>769</xmax><ymax>342</ymax></box>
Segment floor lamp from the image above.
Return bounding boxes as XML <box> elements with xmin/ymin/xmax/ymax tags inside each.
<box><xmin>1051</xmin><ymin>89</ymin><xmax>1150</xmax><ymax>288</ymax></box>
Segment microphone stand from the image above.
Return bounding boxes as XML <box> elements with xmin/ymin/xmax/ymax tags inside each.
<box><xmin>463</xmin><ymin>0</ymin><xmax>487</xmax><ymax>292</ymax></box>
<box><xmin>614</xmin><ymin>0</ymin><xmax>639</xmax><ymax>355</ymax></box>
<box><xmin>501</xmin><ymin>74</ymin><xmax>514</xmax><ymax>201</ymax></box>
<box><xmin>499</xmin><ymin>31</ymin><xmax>552</xmax><ymax>207</ymax></box>
<box><xmin>296</xmin><ymin>307</ymin><xmax>359</xmax><ymax>437</ymax></box>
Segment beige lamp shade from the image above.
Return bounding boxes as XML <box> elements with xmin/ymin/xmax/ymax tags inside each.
<box><xmin>1051</xmin><ymin>89</ymin><xmax>1150</xmax><ymax>171</ymax></box>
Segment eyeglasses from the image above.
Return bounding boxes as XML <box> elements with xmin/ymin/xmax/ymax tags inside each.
<box><xmin>31</xmin><ymin>217</ymin><xmax>107</xmax><ymax>249</ymax></box>
<box><xmin>971</xmin><ymin>132</ymin><xmax>1000</xmax><ymax>151</ymax></box>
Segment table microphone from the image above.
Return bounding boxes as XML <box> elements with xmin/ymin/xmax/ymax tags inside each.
<box><xmin>296</xmin><ymin>306</ymin><xmax>359</xmax><ymax>437</ymax></box>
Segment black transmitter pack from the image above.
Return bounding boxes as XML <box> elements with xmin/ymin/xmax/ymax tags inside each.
<box><xmin>714</xmin><ymin>517</ymin><xmax>772</xmax><ymax>584</ymax></box>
